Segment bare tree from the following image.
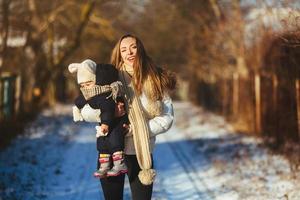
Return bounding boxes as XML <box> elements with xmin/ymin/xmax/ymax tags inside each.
<box><xmin>0</xmin><ymin>0</ymin><xmax>10</xmax><ymax>69</ymax></box>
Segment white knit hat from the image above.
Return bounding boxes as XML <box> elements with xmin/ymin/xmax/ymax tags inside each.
<box><xmin>68</xmin><ymin>59</ymin><xmax>97</xmax><ymax>84</ymax></box>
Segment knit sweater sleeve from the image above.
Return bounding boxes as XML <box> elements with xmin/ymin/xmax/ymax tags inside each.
<box><xmin>148</xmin><ymin>94</ymin><xmax>174</xmax><ymax>137</ymax></box>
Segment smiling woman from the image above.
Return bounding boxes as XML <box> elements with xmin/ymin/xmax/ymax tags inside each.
<box><xmin>120</xmin><ymin>37</ymin><xmax>137</xmax><ymax>66</ymax></box>
<box><xmin>97</xmin><ymin>34</ymin><xmax>177</xmax><ymax>200</ymax></box>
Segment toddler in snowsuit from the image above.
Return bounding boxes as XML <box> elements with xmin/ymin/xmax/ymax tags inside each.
<box><xmin>68</xmin><ymin>59</ymin><xmax>129</xmax><ymax>178</ymax></box>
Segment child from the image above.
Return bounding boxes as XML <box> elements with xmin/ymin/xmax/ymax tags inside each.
<box><xmin>68</xmin><ymin>59</ymin><xmax>129</xmax><ymax>178</ymax></box>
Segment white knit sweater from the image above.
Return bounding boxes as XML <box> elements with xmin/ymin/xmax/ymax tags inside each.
<box><xmin>78</xmin><ymin>93</ymin><xmax>174</xmax><ymax>155</ymax></box>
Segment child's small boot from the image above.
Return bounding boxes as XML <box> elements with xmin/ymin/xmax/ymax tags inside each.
<box><xmin>106</xmin><ymin>151</ymin><xmax>128</xmax><ymax>176</ymax></box>
<box><xmin>94</xmin><ymin>154</ymin><xmax>110</xmax><ymax>178</ymax></box>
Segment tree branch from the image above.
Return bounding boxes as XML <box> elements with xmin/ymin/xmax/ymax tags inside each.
<box><xmin>52</xmin><ymin>0</ymin><xmax>96</xmax><ymax>77</ymax></box>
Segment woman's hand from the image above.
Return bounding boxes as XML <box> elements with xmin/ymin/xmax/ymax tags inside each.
<box><xmin>115</xmin><ymin>101</ymin><xmax>126</xmax><ymax>117</ymax></box>
<box><xmin>123</xmin><ymin>124</ymin><xmax>129</xmax><ymax>132</ymax></box>
<box><xmin>101</xmin><ymin>124</ymin><xmax>109</xmax><ymax>134</ymax></box>
<box><xmin>115</xmin><ymin>102</ymin><xmax>130</xmax><ymax>134</ymax></box>
<box><xmin>123</xmin><ymin>124</ymin><xmax>131</xmax><ymax>135</ymax></box>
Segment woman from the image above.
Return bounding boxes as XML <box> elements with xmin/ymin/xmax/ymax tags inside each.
<box><xmin>99</xmin><ymin>34</ymin><xmax>176</xmax><ymax>200</ymax></box>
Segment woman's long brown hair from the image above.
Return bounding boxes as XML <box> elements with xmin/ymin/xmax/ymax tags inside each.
<box><xmin>110</xmin><ymin>34</ymin><xmax>176</xmax><ymax>100</ymax></box>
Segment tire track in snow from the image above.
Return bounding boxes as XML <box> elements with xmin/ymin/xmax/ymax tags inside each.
<box><xmin>153</xmin><ymin>123</ymin><xmax>216</xmax><ymax>199</ymax></box>
<box><xmin>67</xmin><ymin>126</ymin><xmax>100</xmax><ymax>200</ymax></box>
<box><xmin>168</xmin><ymin>138</ymin><xmax>216</xmax><ymax>200</ymax></box>
<box><xmin>154</xmin><ymin>102</ymin><xmax>233</xmax><ymax>200</ymax></box>
<box><xmin>43</xmin><ymin>124</ymin><xmax>103</xmax><ymax>200</ymax></box>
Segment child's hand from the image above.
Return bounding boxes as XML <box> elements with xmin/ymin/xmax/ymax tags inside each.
<box><xmin>101</xmin><ymin>124</ymin><xmax>109</xmax><ymax>134</ymax></box>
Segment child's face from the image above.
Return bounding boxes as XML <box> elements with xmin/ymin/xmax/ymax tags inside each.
<box><xmin>80</xmin><ymin>81</ymin><xmax>95</xmax><ymax>89</ymax></box>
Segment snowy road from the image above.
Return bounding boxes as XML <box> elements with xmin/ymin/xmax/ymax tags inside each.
<box><xmin>1</xmin><ymin>102</ymin><xmax>300</xmax><ymax>200</ymax></box>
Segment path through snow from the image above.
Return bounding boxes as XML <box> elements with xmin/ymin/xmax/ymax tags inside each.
<box><xmin>1</xmin><ymin>102</ymin><xmax>300</xmax><ymax>200</ymax></box>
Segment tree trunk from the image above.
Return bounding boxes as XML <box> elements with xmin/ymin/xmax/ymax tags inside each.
<box><xmin>232</xmin><ymin>72</ymin><xmax>239</xmax><ymax>117</ymax></box>
<box><xmin>272</xmin><ymin>73</ymin><xmax>279</xmax><ymax>140</ymax></box>
<box><xmin>296</xmin><ymin>79</ymin><xmax>300</xmax><ymax>139</ymax></box>
<box><xmin>255</xmin><ymin>73</ymin><xmax>261</xmax><ymax>134</ymax></box>
<box><xmin>1</xmin><ymin>0</ymin><xmax>10</xmax><ymax>69</ymax></box>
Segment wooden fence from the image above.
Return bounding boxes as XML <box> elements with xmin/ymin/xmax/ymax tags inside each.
<box><xmin>195</xmin><ymin>71</ymin><xmax>300</xmax><ymax>143</ymax></box>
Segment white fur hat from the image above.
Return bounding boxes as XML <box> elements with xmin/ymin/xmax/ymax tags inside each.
<box><xmin>68</xmin><ymin>59</ymin><xmax>97</xmax><ymax>84</ymax></box>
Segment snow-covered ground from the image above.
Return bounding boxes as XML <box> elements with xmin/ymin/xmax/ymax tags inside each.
<box><xmin>1</xmin><ymin>101</ymin><xmax>300</xmax><ymax>200</ymax></box>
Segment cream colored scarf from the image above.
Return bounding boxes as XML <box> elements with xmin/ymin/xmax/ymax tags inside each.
<box><xmin>80</xmin><ymin>81</ymin><xmax>123</xmax><ymax>102</ymax></box>
<box><xmin>120</xmin><ymin>63</ymin><xmax>156</xmax><ymax>185</ymax></box>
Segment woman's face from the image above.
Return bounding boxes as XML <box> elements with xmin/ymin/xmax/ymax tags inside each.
<box><xmin>120</xmin><ymin>37</ymin><xmax>137</xmax><ymax>67</ymax></box>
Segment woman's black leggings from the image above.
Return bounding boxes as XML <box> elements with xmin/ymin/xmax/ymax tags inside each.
<box><xmin>100</xmin><ymin>155</ymin><xmax>153</xmax><ymax>200</ymax></box>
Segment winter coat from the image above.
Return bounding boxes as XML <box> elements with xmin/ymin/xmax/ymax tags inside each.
<box><xmin>74</xmin><ymin>63</ymin><xmax>120</xmax><ymax>126</ymax></box>
<box><xmin>79</xmin><ymin>92</ymin><xmax>174</xmax><ymax>154</ymax></box>
<box><xmin>75</xmin><ymin>93</ymin><xmax>115</xmax><ymax>127</ymax></box>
